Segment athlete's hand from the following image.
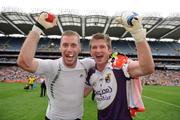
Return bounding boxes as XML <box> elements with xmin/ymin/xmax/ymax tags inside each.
<box><xmin>32</xmin><ymin>12</ymin><xmax>57</xmax><ymax>35</ymax></box>
<box><xmin>115</xmin><ymin>11</ymin><xmax>146</xmax><ymax>42</ymax></box>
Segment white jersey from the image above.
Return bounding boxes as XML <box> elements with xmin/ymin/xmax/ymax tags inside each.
<box><xmin>35</xmin><ymin>57</ymin><xmax>94</xmax><ymax>120</ymax></box>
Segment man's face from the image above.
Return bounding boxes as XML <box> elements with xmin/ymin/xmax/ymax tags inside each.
<box><xmin>90</xmin><ymin>39</ymin><xmax>112</xmax><ymax>67</ymax></box>
<box><xmin>60</xmin><ymin>35</ymin><xmax>80</xmax><ymax>68</ymax></box>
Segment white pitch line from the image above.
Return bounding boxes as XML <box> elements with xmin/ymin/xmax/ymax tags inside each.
<box><xmin>143</xmin><ymin>95</ymin><xmax>180</xmax><ymax>109</ymax></box>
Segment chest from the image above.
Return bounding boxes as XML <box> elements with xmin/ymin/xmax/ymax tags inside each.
<box><xmin>56</xmin><ymin>69</ymin><xmax>86</xmax><ymax>87</ymax></box>
<box><xmin>89</xmin><ymin>69</ymin><xmax>128</xmax><ymax>94</ymax></box>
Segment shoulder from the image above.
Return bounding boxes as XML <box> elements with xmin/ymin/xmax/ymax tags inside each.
<box><xmin>87</xmin><ymin>67</ymin><xmax>96</xmax><ymax>79</ymax></box>
<box><xmin>35</xmin><ymin>58</ymin><xmax>60</xmax><ymax>74</ymax></box>
<box><xmin>80</xmin><ymin>58</ymin><xmax>95</xmax><ymax>69</ymax></box>
<box><xmin>86</xmin><ymin>66</ymin><xmax>96</xmax><ymax>86</ymax></box>
<box><xmin>110</xmin><ymin>53</ymin><xmax>133</xmax><ymax>77</ymax></box>
<box><xmin>80</xmin><ymin>57</ymin><xmax>94</xmax><ymax>63</ymax></box>
<box><xmin>36</xmin><ymin>58</ymin><xmax>60</xmax><ymax>64</ymax></box>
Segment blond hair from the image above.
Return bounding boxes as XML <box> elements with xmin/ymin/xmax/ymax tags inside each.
<box><xmin>61</xmin><ymin>30</ymin><xmax>81</xmax><ymax>45</ymax></box>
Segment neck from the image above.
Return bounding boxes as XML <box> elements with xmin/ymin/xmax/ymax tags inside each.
<box><xmin>62</xmin><ymin>59</ymin><xmax>77</xmax><ymax>68</ymax></box>
<box><xmin>97</xmin><ymin>63</ymin><xmax>107</xmax><ymax>72</ymax></box>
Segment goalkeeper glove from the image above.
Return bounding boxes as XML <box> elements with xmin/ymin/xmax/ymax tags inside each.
<box><xmin>115</xmin><ymin>11</ymin><xmax>146</xmax><ymax>42</ymax></box>
<box><xmin>32</xmin><ymin>12</ymin><xmax>57</xmax><ymax>35</ymax></box>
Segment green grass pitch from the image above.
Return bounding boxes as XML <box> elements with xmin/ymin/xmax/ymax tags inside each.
<box><xmin>0</xmin><ymin>82</ymin><xmax>180</xmax><ymax>120</ymax></box>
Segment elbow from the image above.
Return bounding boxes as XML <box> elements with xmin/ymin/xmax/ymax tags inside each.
<box><xmin>17</xmin><ymin>55</ymin><xmax>32</xmax><ymax>70</ymax></box>
<box><xmin>17</xmin><ymin>55</ymin><xmax>23</xmax><ymax>68</ymax></box>
<box><xmin>143</xmin><ymin>63</ymin><xmax>155</xmax><ymax>75</ymax></box>
<box><xmin>150</xmin><ymin>62</ymin><xmax>155</xmax><ymax>73</ymax></box>
<box><xmin>84</xmin><ymin>88</ymin><xmax>92</xmax><ymax>98</ymax></box>
<box><xmin>84</xmin><ymin>92</ymin><xmax>90</xmax><ymax>98</ymax></box>
<box><xmin>84</xmin><ymin>91</ymin><xmax>90</xmax><ymax>98</ymax></box>
<box><xmin>84</xmin><ymin>94</ymin><xmax>88</xmax><ymax>98</ymax></box>
<box><xmin>146</xmin><ymin>67</ymin><xmax>155</xmax><ymax>75</ymax></box>
<box><xmin>17</xmin><ymin>56</ymin><xmax>22</xmax><ymax>67</ymax></box>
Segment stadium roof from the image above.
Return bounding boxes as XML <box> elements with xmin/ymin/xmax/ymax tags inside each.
<box><xmin>0</xmin><ymin>11</ymin><xmax>180</xmax><ymax>41</ymax></box>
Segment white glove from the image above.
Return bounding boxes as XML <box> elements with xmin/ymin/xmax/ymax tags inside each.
<box><xmin>32</xmin><ymin>12</ymin><xmax>57</xmax><ymax>35</ymax></box>
<box><xmin>115</xmin><ymin>11</ymin><xmax>146</xmax><ymax>42</ymax></box>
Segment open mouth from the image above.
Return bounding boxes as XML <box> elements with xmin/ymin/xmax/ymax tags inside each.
<box><xmin>95</xmin><ymin>54</ymin><xmax>103</xmax><ymax>60</ymax></box>
<box><xmin>65</xmin><ymin>54</ymin><xmax>73</xmax><ymax>57</ymax></box>
<box><xmin>65</xmin><ymin>54</ymin><xmax>74</xmax><ymax>60</ymax></box>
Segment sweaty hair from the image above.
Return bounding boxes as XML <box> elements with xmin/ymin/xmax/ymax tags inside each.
<box><xmin>89</xmin><ymin>33</ymin><xmax>112</xmax><ymax>49</ymax></box>
<box><xmin>61</xmin><ymin>30</ymin><xmax>81</xmax><ymax>45</ymax></box>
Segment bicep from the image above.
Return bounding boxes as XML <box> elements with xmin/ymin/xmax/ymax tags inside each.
<box><xmin>35</xmin><ymin>59</ymin><xmax>55</xmax><ymax>75</ymax></box>
<box><xmin>81</xmin><ymin>58</ymin><xmax>95</xmax><ymax>69</ymax></box>
<box><xmin>128</xmin><ymin>61</ymin><xmax>144</xmax><ymax>78</ymax></box>
<box><xmin>18</xmin><ymin>58</ymin><xmax>38</xmax><ymax>73</ymax></box>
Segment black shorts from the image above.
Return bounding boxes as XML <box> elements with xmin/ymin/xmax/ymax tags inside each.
<box><xmin>45</xmin><ymin>116</ymin><xmax>81</xmax><ymax>120</ymax></box>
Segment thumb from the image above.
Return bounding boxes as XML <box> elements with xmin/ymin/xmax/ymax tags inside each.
<box><xmin>52</xmin><ymin>17</ymin><xmax>58</xmax><ymax>26</ymax></box>
<box><xmin>131</xmin><ymin>16</ymin><xmax>142</xmax><ymax>25</ymax></box>
<box><xmin>39</xmin><ymin>12</ymin><xmax>48</xmax><ymax>21</ymax></box>
<box><xmin>115</xmin><ymin>16</ymin><xmax>122</xmax><ymax>24</ymax></box>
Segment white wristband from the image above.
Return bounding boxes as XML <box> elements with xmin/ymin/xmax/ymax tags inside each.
<box><xmin>32</xmin><ymin>25</ymin><xmax>43</xmax><ymax>35</ymax></box>
<box><xmin>131</xmin><ymin>29</ymin><xmax>146</xmax><ymax>42</ymax></box>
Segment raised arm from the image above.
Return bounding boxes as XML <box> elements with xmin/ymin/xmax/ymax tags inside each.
<box><xmin>116</xmin><ymin>12</ymin><xmax>155</xmax><ymax>78</ymax></box>
<box><xmin>17</xmin><ymin>31</ymin><xmax>40</xmax><ymax>72</ymax></box>
<box><xmin>17</xmin><ymin>12</ymin><xmax>57</xmax><ymax>73</ymax></box>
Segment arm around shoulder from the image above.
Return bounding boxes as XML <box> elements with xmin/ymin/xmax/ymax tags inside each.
<box><xmin>84</xmin><ymin>86</ymin><xmax>93</xmax><ymax>97</ymax></box>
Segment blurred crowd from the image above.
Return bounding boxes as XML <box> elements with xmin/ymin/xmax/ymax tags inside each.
<box><xmin>141</xmin><ymin>70</ymin><xmax>180</xmax><ymax>86</ymax></box>
<box><xmin>0</xmin><ymin>66</ymin><xmax>41</xmax><ymax>83</ymax></box>
<box><xmin>0</xmin><ymin>66</ymin><xmax>179</xmax><ymax>86</ymax></box>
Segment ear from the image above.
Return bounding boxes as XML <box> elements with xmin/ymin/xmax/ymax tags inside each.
<box><xmin>90</xmin><ymin>52</ymin><xmax>93</xmax><ymax>57</ymax></box>
<box><xmin>79</xmin><ymin>44</ymin><xmax>81</xmax><ymax>53</ymax></box>
<box><xmin>109</xmin><ymin>48</ymin><xmax>113</xmax><ymax>55</ymax></box>
<box><xmin>59</xmin><ymin>47</ymin><xmax>61</xmax><ymax>52</ymax></box>
<box><xmin>90</xmin><ymin>49</ymin><xmax>93</xmax><ymax>57</ymax></box>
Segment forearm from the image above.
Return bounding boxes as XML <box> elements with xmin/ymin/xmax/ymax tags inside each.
<box><xmin>84</xmin><ymin>87</ymin><xmax>92</xmax><ymax>97</ymax></box>
<box><xmin>17</xmin><ymin>12</ymin><xmax>56</xmax><ymax>72</ymax></box>
<box><xmin>17</xmin><ymin>31</ymin><xmax>40</xmax><ymax>69</ymax></box>
<box><xmin>115</xmin><ymin>12</ymin><xmax>155</xmax><ymax>76</ymax></box>
<box><xmin>135</xmin><ymin>40</ymin><xmax>155</xmax><ymax>74</ymax></box>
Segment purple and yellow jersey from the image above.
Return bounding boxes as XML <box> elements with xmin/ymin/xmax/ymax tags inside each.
<box><xmin>86</xmin><ymin>53</ymin><xmax>132</xmax><ymax>120</ymax></box>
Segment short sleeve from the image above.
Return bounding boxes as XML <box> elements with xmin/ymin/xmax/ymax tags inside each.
<box><xmin>80</xmin><ymin>58</ymin><xmax>95</xmax><ymax>70</ymax></box>
<box><xmin>35</xmin><ymin>59</ymin><xmax>57</xmax><ymax>75</ymax></box>
<box><xmin>122</xmin><ymin>63</ymin><xmax>130</xmax><ymax>78</ymax></box>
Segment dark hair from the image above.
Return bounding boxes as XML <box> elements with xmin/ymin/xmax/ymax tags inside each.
<box><xmin>89</xmin><ymin>33</ymin><xmax>112</xmax><ymax>49</ymax></box>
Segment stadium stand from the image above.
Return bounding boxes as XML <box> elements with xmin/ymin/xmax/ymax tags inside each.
<box><xmin>0</xmin><ymin>11</ymin><xmax>179</xmax><ymax>85</ymax></box>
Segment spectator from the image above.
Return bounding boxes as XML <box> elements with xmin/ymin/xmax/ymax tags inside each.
<box><xmin>40</xmin><ymin>76</ymin><xmax>46</xmax><ymax>97</ymax></box>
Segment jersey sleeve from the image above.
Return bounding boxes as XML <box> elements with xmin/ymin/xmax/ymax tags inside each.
<box><xmin>85</xmin><ymin>67</ymin><xmax>96</xmax><ymax>87</ymax></box>
<box><xmin>80</xmin><ymin>58</ymin><xmax>95</xmax><ymax>70</ymax></box>
<box><xmin>85</xmin><ymin>71</ymin><xmax>91</xmax><ymax>86</ymax></box>
<box><xmin>35</xmin><ymin>58</ymin><xmax>57</xmax><ymax>75</ymax></box>
<box><xmin>122</xmin><ymin>63</ymin><xmax>130</xmax><ymax>78</ymax></box>
<box><xmin>122</xmin><ymin>59</ymin><xmax>134</xmax><ymax>79</ymax></box>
